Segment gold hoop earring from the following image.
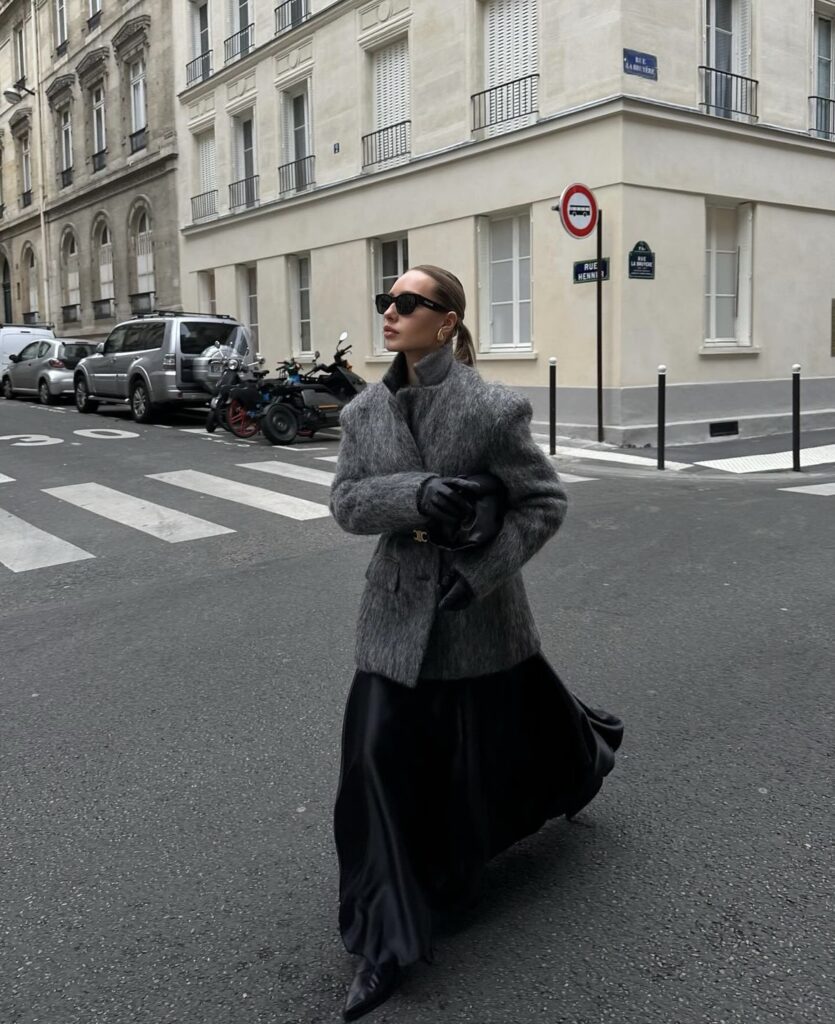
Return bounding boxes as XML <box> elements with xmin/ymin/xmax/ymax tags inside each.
<box><xmin>436</xmin><ymin>328</ymin><xmax>447</xmax><ymax>344</ymax></box>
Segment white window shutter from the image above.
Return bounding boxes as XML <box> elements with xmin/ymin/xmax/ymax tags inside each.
<box><xmin>485</xmin><ymin>0</ymin><xmax>537</xmax><ymax>87</ymax></box>
<box><xmin>374</xmin><ymin>38</ymin><xmax>409</xmax><ymax>129</ymax></box>
<box><xmin>735</xmin><ymin>202</ymin><xmax>753</xmax><ymax>345</ymax></box>
<box><xmin>198</xmin><ymin>133</ymin><xmax>216</xmax><ymax>193</ymax></box>
<box><xmin>476</xmin><ymin>216</ymin><xmax>491</xmax><ymax>352</ymax></box>
<box><xmin>735</xmin><ymin>0</ymin><xmax>751</xmax><ymax>77</ymax></box>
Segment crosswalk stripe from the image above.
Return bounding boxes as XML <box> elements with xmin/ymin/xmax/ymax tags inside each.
<box><xmin>539</xmin><ymin>443</ymin><xmax>692</xmax><ymax>471</ymax></box>
<box><xmin>696</xmin><ymin>444</ymin><xmax>835</xmax><ymax>473</ymax></box>
<box><xmin>778</xmin><ymin>482</ymin><xmax>835</xmax><ymax>496</ymax></box>
<box><xmin>149</xmin><ymin>470</ymin><xmax>331</xmax><ymax>521</ymax></box>
<box><xmin>316</xmin><ymin>455</ymin><xmax>339</xmax><ymax>463</ymax></box>
<box><xmin>238</xmin><ymin>461</ymin><xmax>334</xmax><ymax>487</ymax></box>
<box><xmin>560</xmin><ymin>472</ymin><xmax>596</xmax><ymax>483</ymax></box>
<box><xmin>0</xmin><ymin>474</ymin><xmax>14</xmax><ymax>483</ymax></box>
<box><xmin>44</xmin><ymin>483</ymin><xmax>235</xmax><ymax>543</ymax></box>
<box><xmin>309</xmin><ymin>456</ymin><xmax>596</xmax><ymax>482</ymax></box>
<box><xmin>0</xmin><ymin>507</ymin><xmax>93</xmax><ymax>573</ymax></box>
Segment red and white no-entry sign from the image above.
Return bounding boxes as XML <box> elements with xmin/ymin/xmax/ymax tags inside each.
<box><xmin>558</xmin><ymin>182</ymin><xmax>598</xmax><ymax>239</ymax></box>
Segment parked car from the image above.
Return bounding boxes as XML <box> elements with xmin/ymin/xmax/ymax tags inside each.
<box><xmin>2</xmin><ymin>338</ymin><xmax>96</xmax><ymax>404</ymax></box>
<box><xmin>73</xmin><ymin>312</ymin><xmax>253</xmax><ymax>423</ymax></box>
<box><xmin>0</xmin><ymin>324</ymin><xmax>55</xmax><ymax>378</ymax></box>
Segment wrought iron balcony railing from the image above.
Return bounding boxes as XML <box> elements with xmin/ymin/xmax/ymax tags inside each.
<box><xmin>362</xmin><ymin>121</ymin><xmax>411</xmax><ymax>168</ymax></box>
<box><xmin>62</xmin><ymin>303</ymin><xmax>80</xmax><ymax>324</ymax></box>
<box><xmin>20</xmin><ymin>190</ymin><xmax>32</xmax><ymax>208</ymax></box>
<box><xmin>191</xmin><ymin>190</ymin><xmax>219</xmax><ymax>221</ymax></box>
<box><xmin>278</xmin><ymin>155</ymin><xmax>315</xmax><ymax>194</ymax></box>
<box><xmin>809</xmin><ymin>95</ymin><xmax>835</xmax><ymax>139</ymax></box>
<box><xmin>88</xmin><ymin>10</ymin><xmax>101</xmax><ymax>31</ymax></box>
<box><xmin>0</xmin><ymin>203</ymin><xmax>5</xmax><ymax>220</ymax></box>
<box><xmin>471</xmin><ymin>74</ymin><xmax>539</xmax><ymax>133</ymax></box>
<box><xmin>225</xmin><ymin>23</ymin><xmax>255</xmax><ymax>64</ymax></box>
<box><xmin>92</xmin><ymin>298</ymin><xmax>115</xmax><ymax>320</ymax></box>
<box><xmin>186</xmin><ymin>51</ymin><xmax>213</xmax><ymax>86</ymax></box>
<box><xmin>229</xmin><ymin>175</ymin><xmax>259</xmax><ymax>210</ymax></box>
<box><xmin>275</xmin><ymin>0</ymin><xmax>310</xmax><ymax>35</ymax></box>
<box><xmin>130</xmin><ymin>127</ymin><xmax>148</xmax><ymax>153</ymax></box>
<box><xmin>92</xmin><ymin>149</ymin><xmax>107</xmax><ymax>172</ymax></box>
<box><xmin>129</xmin><ymin>292</ymin><xmax>155</xmax><ymax>315</ymax></box>
<box><xmin>699</xmin><ymin>66</ymin><xmax>758</xmax><ymax>121</ymax></box>
<box><xmin>60</xmin><ymin>167</ymin><xmax>73</xmax><ymax>188</ymax></box>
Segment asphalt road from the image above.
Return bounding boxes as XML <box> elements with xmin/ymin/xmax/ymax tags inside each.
<box><xmin>1</xmin><ymin>397</ymin><xmax>832</xmax><ymax>1024</ymax></box>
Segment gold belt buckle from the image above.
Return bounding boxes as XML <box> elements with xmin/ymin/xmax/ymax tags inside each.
<box><xmin>412</xmin><ymin>529</ymin><xmax>429</xmax><ymax>543</ymax></box>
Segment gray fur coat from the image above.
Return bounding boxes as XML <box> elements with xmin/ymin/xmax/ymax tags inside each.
<box><xmin>329</xmin><ymin>341</ymin><xmax>568</xmax><ymax>687</ymax></box>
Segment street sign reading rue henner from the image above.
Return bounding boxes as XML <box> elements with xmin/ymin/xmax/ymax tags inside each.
<box><xmin>628</xmin><ymin>241</ymin><xmax>655</xmax><ymax>279</ymax></box>
<box><xmin>573</xmin><ymin>258</ymin><xmax>610</xmax><ymax>284</ymax></box>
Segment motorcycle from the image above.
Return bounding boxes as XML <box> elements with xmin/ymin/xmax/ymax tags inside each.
<box><xmin>260</xmin><ymin>331</ymin><xmax>366</xmax><ymax>445</ymax></box>
<box><xmin>205</xmin><ymin>338</ymin><xmax>271</xmax><ymax>438</ymax></box>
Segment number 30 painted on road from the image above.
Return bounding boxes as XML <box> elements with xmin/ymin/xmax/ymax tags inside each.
<box><xmin>0</xmin><ymin>429</ymin><xmax>139</xmax><ymax>446</ymax></box>
<box><xmin>0</xmin><ymin>434</ymin><xmax>64</xmax><ymax>446</ymax></box>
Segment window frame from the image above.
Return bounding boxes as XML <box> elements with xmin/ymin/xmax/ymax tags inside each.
<box><xmin>371</xmin><ymin>234</ymin><xmax>409</xmax><ymax>355</ymax></box>
<box><xmin>130</xmin><ymin>56</ymin><xmax>148</xmax><ymax>133</ymax></box>
<box><xmin>704</xmin><ymin>201</ymin><xmax>753</xmax><ymax>347</ymax></box>
<box><xmin>13</xmin><ymin>25</ymin><xmax>26</xmax><ymax>82</ymax></box>
<box><xmin>477</xmin><ymin>210</ymin><xmax>533</xmax><ymax>353</ymax></box>
<box><xmin>291</xmin><ymin>254</ymin><xmax>312</xmax><ymax>356</ymax></box>
<box><xmin>54</xmin><ymin>0</ymin><xmax>68</xmax><ymax>48</ymax></box>
<box><xmin>92</xmin><ymin>83</ymin><xmax>107</xmax><ymax>154</ymax></box>
<box><xmin>21</xmin><ymin>131</ymin><xmax>32</xmax><ymax>192</ymax></box>
<box><xmin>60</xmin><ymin>108</ymin><xmax>73</xmax><ymax>172</ymax></box>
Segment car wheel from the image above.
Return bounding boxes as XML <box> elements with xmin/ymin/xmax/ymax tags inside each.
<box><xmin>261</xmin><ymin>402</ymin><xmax>299</xmax><ymax>445</ymax></box>
<box><xmin>1</xmin><ymin>376</ymin><xmax>14</xmax><ymax>400</ymax></box>
<box><xmin>38</xmin><ymin>379</ymin><xmax>56</xmax><ymax>405</ymax></box>
<box><xmin>130</xmin><ymin>380</ymin><xmax>155</xmax><ymax>424</ymax></box>
<box><xmin>75</xmin><ymin>377</ymin><xmax>99</xmax><ymax>414</ymax></box>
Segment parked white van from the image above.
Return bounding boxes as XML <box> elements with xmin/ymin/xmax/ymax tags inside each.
<box><xmin>0</xmin><ymin>325</ymin><xmax>56</xmax><ymax>376</ymax></box>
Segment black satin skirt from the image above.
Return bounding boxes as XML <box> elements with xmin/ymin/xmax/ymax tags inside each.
<box><xmin>333</xmin><ymin>650</ymin><xmax>623</xmax><ymax>968</ymax></box>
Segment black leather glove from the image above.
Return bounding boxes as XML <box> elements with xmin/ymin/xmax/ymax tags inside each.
<box><xmin>418</xmin><ymin>476</ymin><xmax>482</xmax><ymax>525</ymax></box>
<box><xmin>437</xmin><ymin>569</ymin><xmax>475</xmax><ymax>612</ymax></box>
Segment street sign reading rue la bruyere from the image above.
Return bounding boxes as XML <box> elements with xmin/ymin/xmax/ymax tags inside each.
<box><xmin>628</xmin><ymin>241</ymin><xmax>655</xmax><ymax>279</ymax></box>
<box><xmin>573</xmin><ymin>258</ymin><xmax>610</xmax><ymax>284</ymax></box>
<box><xmin>623</xmin><ymin>49</ymin><xmax>658</xmax><ymax>80</ymax></box>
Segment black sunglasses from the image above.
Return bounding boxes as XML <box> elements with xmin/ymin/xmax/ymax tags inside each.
<box><xmin>374</xmin><ymin>292</ymin><xmax>448</xmax><ymax>316</ymax></box>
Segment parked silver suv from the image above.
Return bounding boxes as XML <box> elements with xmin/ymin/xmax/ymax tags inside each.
<box><xmin>74</xmin><ymin>312</ymin><xmax>252</xmax><ymax>423</ymax></box>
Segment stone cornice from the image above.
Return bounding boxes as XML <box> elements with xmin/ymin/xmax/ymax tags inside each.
<box><xmin>9</xmin><ymin>106</ymin><xmax>32</xmax><ymax>136</ymax></box>
<box><xmin>76</xmin><ymin>46</ymin><xmax>109</xmax><ymax>86</ymax></box>
<box><xmin>113</xmin><ymin>15</ymin><xmax>151</xmax><ymax>59</ymax></box>
<box><xmin>45</xmin><ymin>74</ymin><xmax>75</xmax><ymax>106</ymax></box>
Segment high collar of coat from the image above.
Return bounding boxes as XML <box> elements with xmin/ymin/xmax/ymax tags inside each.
<box><xmin>382</xmin><ymin>341</ymin><xmax>454</xmax><ymax>394</ymax></box>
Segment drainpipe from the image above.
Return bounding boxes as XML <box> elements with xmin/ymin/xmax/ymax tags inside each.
<box><xmin>31</xmin><ymin>0</ymin><xmax>51</xmax><ymax>326</ymax></box>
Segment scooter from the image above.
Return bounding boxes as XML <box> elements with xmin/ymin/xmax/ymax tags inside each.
<box><xmin>205</xmin><ymin>346</ymin><xmax>270</xmax><ymax>438</ymax></box>
<box><xmin>260</xmin><ymin>331</ymin><xmax>366</xmax><ymax>445</ymax></box>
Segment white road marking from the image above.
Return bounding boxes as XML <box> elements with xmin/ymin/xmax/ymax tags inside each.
<box><xmin>312</xmin><ymin>456</ymin><xmax>595</xmax><ymax>482</ymax></box>
<box><xmin>0</xmin><ymin>507</ymin><xmax>93</xmax><ymax>573</ymax></box>
<box><xmin>44</xmin><ymin>483</ymin><xmax>234</xmax><ymax>543</ymax></box>
<box><xmin>696</xmin><ymin>444</ymin><xmax>835</xmax><ymax>473</ymax></box>
<box><xmin>149</xmin><ymin>470</ymin><xmax>331</xmax><ymax>520</ymax></box>
<box><xmin>778</xmin><ymin>482</ymin><xmax>835</xmax><ymax>496</ymax></box>
<box><xmin>179</xmin><ymin>428</ymin><xmax>209</xmax><ymax>434</ymax></box>
<box><xmin>539</xmin><ymin>443</ymin><xmax>691</xmax><ymax>471</ymax></box>
<box><xmin>560</xmin><ymin>472</ymin><xmax>597</xmax><ymax>483</ymax></box>
<box><xmin>276</xmin><ymin>446</ymin><xmax>331</xmax><ymax>453</ymax></box>
<box><xmin>0</xmin><ymin>474</ymin><xmax>14</xmax><ymax>483</ymax></box>
<box><xmin>74</xmin><ymin>428</ymin><xmax>139</xmax><ymax>440</ymax></box>
<box><xmin>238</xmin><ymin>461</ymin><xmax>335</xmax><ymax>487</ymax></box>
<box><xmin>316</xmin><ymin>455</ymin><xmax>339</xmax><ymax>463</ymax></box>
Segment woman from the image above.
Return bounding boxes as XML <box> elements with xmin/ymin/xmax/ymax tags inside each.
<box><xmin>330</xmin><ymin>266</ymin><xmax>623</xmax><ymax>1021</ymax></box>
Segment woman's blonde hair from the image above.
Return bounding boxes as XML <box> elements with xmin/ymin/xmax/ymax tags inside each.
<box><xmin>411</xmin><ymin>264</ymin><xmax>477</xmax><ymax>367</ymax></box>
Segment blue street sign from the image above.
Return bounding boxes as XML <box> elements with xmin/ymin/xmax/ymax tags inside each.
<box><xmin>573</xmin><ymin>259</ymin><xmax>609</xmax><ymax>284</ymax></box>
<box><xmin>623</xmin><ymin>49</ymin><xmax>658</xmax><ymax>80</ymax></box>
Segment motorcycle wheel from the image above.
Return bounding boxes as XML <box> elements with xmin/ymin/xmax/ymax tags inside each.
<box><xmin>225</xmin><ymin>399</ymin><xmax>260</xmax><ymax>438</ymax></box>
<box><xmin>261</xmin><ymin>402</ymin><xmax>300</xmax><ymax>445</ymax></box>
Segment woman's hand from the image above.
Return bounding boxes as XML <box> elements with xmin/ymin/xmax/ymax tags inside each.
<box><xmin>417</xmin><ymin>476</ymin><xmax>481</xmax><ymax>525</ymax></box>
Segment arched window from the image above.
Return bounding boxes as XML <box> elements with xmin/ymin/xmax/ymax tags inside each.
<box><xmin>61</xmin><ymin>231</ymin><xmax>80</xmax><ymax>311</ymax></box>
<box><xmin>96</xmin><ymin>221</ymin><xmax>114</xmax><ymax>300</ymax></box>
<box><xmin>132</xmin><ymin>208</ymin><xmax>155</xmax><ymax>308</ymax></box>
<box><xmin>23</xmin><ymin>247</ymin><xmax>38</xmax><ymax>319</ymax></box>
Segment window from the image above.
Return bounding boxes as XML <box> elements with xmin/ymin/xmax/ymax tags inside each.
<box><xmin>198</xmin><ymin>270</ymin><xmax>217</xmax><ymax>314</ymax></box>
<box><xmin>198</xmin><ymin>131</ymin><xmax>216</xmax><ymax>194</ymax></box>
<box><xmin>98</xmin><ymin>223</ymin><xmax>114</xmax><ymax>300</ymax></box>
<box><xmin>134</xmin><ymin>211</ymin><xmax>155</xmax><ymax>297</ymax></box>
<box><xmin>482</xmin><ymin>0</ymin><xmax>538</xmax><ymax>134</ymax></box>
<box><xmin>193</xmin><ymin>2</ymin><xmax>210</xmax><ymax>56</ymax></box>
<box><xmin>13</xmin><ymin>25</ymin><xmax>26</xmax><ymax>82</ymax></box>
<box><xmin>377</xmin><ymin>235</ymin><xmax>409</xmax><ymax>294</ymax></box>
<box><xmin>293</xmin><ymin>255</ymin><xmax>311</xmax><ymax>353</ymax></box>
<box><xmin>92</xmin><ymin>85</ymin><xmax>106</xmax><ymax>153</ymax></box>
<box><xmin>61</xmin><ymin>110</ymin><xmax>73</xmax><ymax>171</ymax></box>
<box><xmin>477</xmin><ymin>212</ymin><xmax>532</xmax><ymax>351</ymax></box>
<box><xmin>179</xmin><ymin>320</ymin><xmax>237</xmax><ymax>354</ymax></box>
<box><xmin>231</xmin><ymin>112</ymin><xmax>258</xmax><ymax>207</ymax></box>
<box><xmin>280</xmin><ymin>82</ymin><xmax>313</xmax><ymax>190</ymax></box>
<box><xmin>246</xmin><ymin>266</ymin><xmax>259</xmax><ymax>347</ymax></box>
<box><xmin>63</xmin><ymin>234</ymin><xmax>80</xmax><ymax>306</ymax></box>
<box><xmin>55</xmin><ymin>0</ymin><xmax>68</xmax><ymax>47</ymax></box>
<box><xmin>21</xmin><ymin>132</ymin><xmax>32</xmax><ymax>192</ymax></box>
<box><xmin>367</xmin><ymin>39</ymin><xmax>410</xmax><ymax>165</ymax></box>
<box><xmin>238</xmin><ymin>114</ymin><xmax>255</xmax><ymax>179</ymax></box>
<box><xmin>130</xmin><ymin>58</ymin><xmax>147</xmax><ymax>133</ymax></box>
<box><xmin>89</xmin><ymin>0</ymin><xmax>102</xmax><ymax>16</ymax></box>
<box><xmin>814</xmin><ymin>16</ymin><xmax>835</xmax><ymax>136</ymax></box>
<box><xmin>704</xmin><ymin>203</ymin><xmax>753</xmax><ymax>346</ymax></box>
<box><xmin>26</xmin><ymin>250</ymin><xmax>38</xmax><ymax>314</ymax></box>
<box><xmin>704</xmin><ymin>0</ymin><xmax>752</xmax><ymax>117</ymax></box>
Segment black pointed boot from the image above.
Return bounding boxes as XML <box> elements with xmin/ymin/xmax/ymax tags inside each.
<box><xmin>342</xmin><ymin>957</ymin><xmax>402</xmax><ymax>1021</ymax></box>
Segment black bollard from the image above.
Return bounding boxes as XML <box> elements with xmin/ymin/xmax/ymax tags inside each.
<box><xmin>549</xmin><ymin>357</ymin><xmax>556</xmax><ymax>456</ymax></box>
<box><xmin>657</xmin><ymin>365</ymin><xmax>666</xmax><ymax>471</ymax></box>
<box><xmin>792</xmin><ymin>364</ymin><xmax>801</xmax><ymax>472</ymax></box>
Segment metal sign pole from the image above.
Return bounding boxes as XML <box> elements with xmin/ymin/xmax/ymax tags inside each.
<box><xmin>596</xmin><ymin>209</ymin><xmax>604</xmax><ymax>443</ymax></box>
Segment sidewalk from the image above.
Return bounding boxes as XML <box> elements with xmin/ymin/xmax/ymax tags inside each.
<box><xmin>533</xmin><ymin>428</ymin><xmax>835</xmax><ymax>474</ymax></box>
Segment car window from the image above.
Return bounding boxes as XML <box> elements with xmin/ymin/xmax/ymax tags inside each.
<box><xmin>179</xmin><ymin>321</ymin><xmax>237</xmax><ymax>356</ymax></box>
<box><xmin>103</xmin><ymin>327</ymin><xmax>128</xmax><ymax>355</ymax></box>
<box><xmin>37</xmin><ymin>341</ymin><xmax>52</xmax><ymax>358</ymax></box>
<box><xmin>60</xmin><ymin>343</ymin><xmax>95</xmax><ymax>361</ymax></box>
<box><xmin>127</xmin><ymin>322</ymin><xmax>165</xmax><ymax>353</ymax></box>
<box><xmin>18</xmin><ymin>342</ymin><xmax>40</xmax><ymax>360</ymax></box>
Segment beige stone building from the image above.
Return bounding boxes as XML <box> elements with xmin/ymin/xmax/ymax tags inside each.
<box><xmin>175</xmin><ymin>0</ymin><xmax>835</xmax><ymax>444</ymax></box>
<box><xmin>0</xmin><ymin>0</ymin><xmax>179</xmax><ymax>340</ymax></box>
